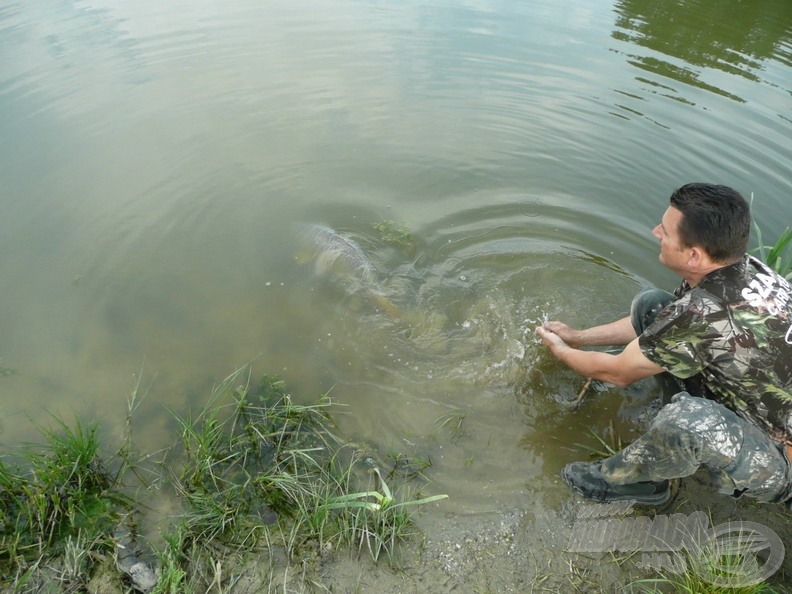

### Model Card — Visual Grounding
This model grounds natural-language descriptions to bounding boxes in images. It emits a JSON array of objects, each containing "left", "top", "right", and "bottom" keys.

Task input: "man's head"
[
  {"left": 652, "top": 183, "right": 750, "bottom": 282},
  {"left": 667, "top": 183, "right": 750, "bottom": 262}
]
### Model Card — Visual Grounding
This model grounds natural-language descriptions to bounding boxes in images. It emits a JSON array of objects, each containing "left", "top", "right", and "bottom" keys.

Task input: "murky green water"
[{"left": 1, "top": 0, "right": 790, "bottom": 515}]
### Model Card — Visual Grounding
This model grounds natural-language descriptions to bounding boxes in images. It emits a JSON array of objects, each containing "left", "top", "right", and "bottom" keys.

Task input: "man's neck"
[{"left": 684, "top": 256, "right": 742, "bottom": 287}]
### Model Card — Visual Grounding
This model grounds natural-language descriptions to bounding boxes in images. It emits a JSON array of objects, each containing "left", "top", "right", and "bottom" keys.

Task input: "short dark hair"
[{"left": 669, "top": 183, "right": 750, "bottom": 263}]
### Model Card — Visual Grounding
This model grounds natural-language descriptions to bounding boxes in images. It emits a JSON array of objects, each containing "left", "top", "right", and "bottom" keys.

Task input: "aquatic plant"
[
  {"left": 757, "top": 228, "right": 792, "bottom": 280},
  {"left": 574, "top": 420, "right": 631, "bottom": 460},
  {"left": 385, "top": 451, "right": 432, "bottom": 481},
  {"left": 373, "top": 220, "right": 416, "bottom": 252},
  {"left": 434, "top": 411, "right": 467, "bottom": 443},
  {"left": 750, "top": 195, "right": 792, "bottom": 280}
]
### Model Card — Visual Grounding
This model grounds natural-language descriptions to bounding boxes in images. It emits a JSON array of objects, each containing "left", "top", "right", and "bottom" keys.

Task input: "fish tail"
[{"left": 370, "top": 292, "right": 403, "bottom": 319}]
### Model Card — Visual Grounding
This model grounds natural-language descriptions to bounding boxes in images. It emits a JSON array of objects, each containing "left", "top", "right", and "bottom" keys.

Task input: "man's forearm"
[
  {"left": 549, "top": 343, "right": 626, "bottom": 386},
  {"left": 574, "top": 316, "right": 637, "bottom": 347},
  {"left": 546, "top": 338, "right": 662, "bottom": 388}
]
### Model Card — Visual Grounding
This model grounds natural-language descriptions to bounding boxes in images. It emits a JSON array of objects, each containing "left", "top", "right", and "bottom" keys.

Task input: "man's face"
[{"left": 652, "top": 206, "right": 691, "bottom": 274}]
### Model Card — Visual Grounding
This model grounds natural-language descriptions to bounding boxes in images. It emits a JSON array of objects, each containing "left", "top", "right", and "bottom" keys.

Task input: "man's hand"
[
  {"left": 534, "top": 316, "right": 636, "bottom": 348},
  {"left": 535, "top": 324, "right": 569, "bottom": 352},
  {"left": 537, "top": 321, "right": 582, "bottom": 347},
  {"left": 535, "top": 321, "right": 664, "bottom": 387}
]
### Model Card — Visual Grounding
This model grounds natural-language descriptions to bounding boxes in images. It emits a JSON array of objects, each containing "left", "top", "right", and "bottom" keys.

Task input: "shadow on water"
[{"left": 612, "top": 0, "right": 792, "bottom": 104}]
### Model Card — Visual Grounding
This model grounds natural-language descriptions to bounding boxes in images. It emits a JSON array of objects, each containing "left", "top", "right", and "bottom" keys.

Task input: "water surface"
[{"left": 1, "top": 0, "right": 790, "bottom": 514}]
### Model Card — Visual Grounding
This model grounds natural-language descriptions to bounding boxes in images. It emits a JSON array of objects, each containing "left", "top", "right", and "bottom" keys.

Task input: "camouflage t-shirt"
[{"left": 639, "top": 255, "right": 792, "bottom": 441}]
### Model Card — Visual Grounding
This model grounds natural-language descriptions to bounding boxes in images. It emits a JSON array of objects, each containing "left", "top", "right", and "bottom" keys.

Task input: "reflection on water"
[{"left": 613, "top": 0, "right": 792, "bottom": 103}]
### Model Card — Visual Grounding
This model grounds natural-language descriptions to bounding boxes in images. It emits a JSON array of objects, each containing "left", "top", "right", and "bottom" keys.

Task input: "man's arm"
[
  {"left": 535, "top": 326, "right": 663, "bottom": 387},
  {"left": 541, "top": 317, "right": 637, "bottom": 348}
]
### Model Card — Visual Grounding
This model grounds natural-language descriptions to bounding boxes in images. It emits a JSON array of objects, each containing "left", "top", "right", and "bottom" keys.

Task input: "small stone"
[{"left": 129, "top": 562, "right": 158, "bottom": 593}]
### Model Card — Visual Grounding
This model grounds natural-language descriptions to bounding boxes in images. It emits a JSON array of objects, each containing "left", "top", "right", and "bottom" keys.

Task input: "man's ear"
[{"left": 687, "top": 246, "right": 707, "bottom": 269}]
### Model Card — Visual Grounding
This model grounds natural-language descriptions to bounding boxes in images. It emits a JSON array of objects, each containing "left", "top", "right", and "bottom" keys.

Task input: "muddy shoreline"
[{"left": 205, "top": 477, "right": 792, "bottom": 593}]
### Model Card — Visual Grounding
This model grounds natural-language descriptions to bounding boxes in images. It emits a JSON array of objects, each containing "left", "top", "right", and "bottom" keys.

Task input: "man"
[{"left": 536, "top": 183, "right": 792, "bottom": 506}]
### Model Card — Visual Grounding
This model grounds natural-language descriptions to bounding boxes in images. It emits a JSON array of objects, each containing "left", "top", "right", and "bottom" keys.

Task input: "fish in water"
[{"left": 295, "top": 223, "right": 402, "bottom": 318}]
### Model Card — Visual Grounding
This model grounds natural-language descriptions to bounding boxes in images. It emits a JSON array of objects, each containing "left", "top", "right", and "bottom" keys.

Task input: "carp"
[{"left": 295, "top": 223, "right": 402, "bottom": 318}]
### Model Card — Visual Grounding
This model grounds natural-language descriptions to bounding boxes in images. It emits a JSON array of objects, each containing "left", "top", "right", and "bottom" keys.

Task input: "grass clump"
[
  {"left": 756, "top": 228, "right": 792, "bottom": 280},
  {"left": 750, "top": 195, "right": 792, "bottom": 280},
  {"left": 625, "top": 514, "right": 787, "bottom": 594},
  {"left": 165, "top": 366, "right": 447, "bottom": 584},
  {"left": 631, "top": 573, "right": 783, "bottom": 594},
  {"left": 0, "top": 419, "right": 134, "bottom": 590},
  {"left": 169, "top": 369, "right": 338, "bottom": 552}
]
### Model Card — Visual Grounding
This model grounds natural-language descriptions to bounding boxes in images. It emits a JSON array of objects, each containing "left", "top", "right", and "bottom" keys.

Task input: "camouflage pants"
[
  {"left": 597, "top": 290, "right": 792, "bottom": 503},
  {"left": 601, "top": 392, "right": 792, "bottom": 502}
]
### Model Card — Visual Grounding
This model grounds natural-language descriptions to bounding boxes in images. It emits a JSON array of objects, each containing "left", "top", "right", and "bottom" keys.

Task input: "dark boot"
[{"left": 562, "top": 461, "right": 671, "bottom": 506}]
